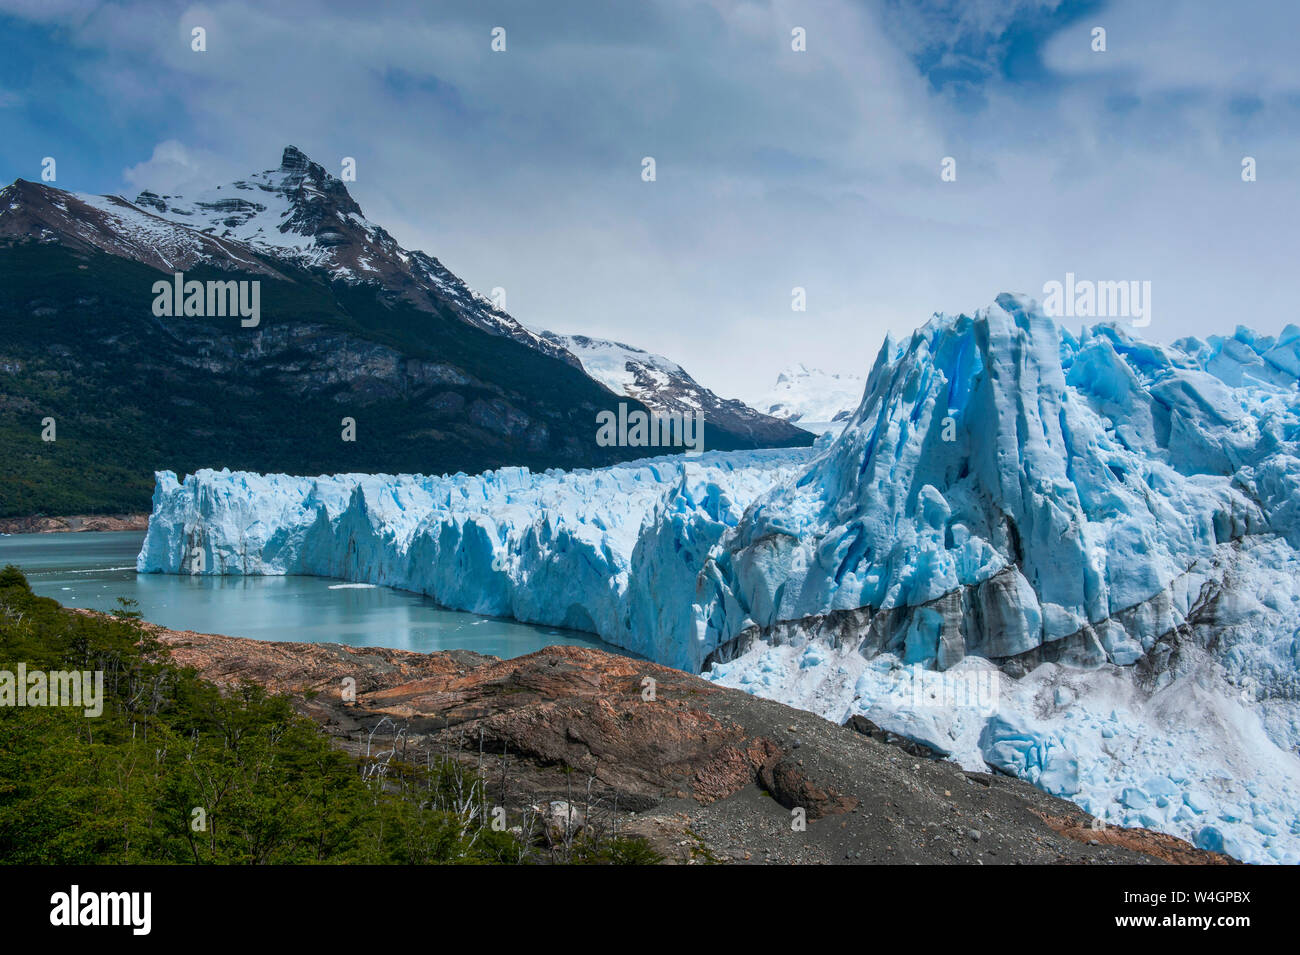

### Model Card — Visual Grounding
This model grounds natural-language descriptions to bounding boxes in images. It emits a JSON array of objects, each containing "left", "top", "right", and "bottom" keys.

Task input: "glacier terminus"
[{"left": 139, "top": 295, "right": 1300, "bottom": 864}]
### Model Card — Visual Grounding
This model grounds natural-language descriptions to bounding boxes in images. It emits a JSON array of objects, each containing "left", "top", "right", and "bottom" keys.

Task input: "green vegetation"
[
  {"left": 570, "top": 834, "right": 666, "bottom": 865},
  {"left": 0, "top": 567, "right": 659, "bottom": 864}
]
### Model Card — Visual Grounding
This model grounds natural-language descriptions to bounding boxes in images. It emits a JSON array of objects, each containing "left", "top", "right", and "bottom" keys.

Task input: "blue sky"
[{"left": 1, "top": 0, "right": 1297, "bottom": 399}]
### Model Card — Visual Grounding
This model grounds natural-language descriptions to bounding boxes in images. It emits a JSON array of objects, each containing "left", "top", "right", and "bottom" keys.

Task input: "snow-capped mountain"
[
  {"left": 0, "top": 155, "right": 666, "bottom": 514},
  {"left": 140, "top": 294, "right": 1300, "bottom": 863},
  {"left": 0, "top": 146, "right": 576, "bottom": 362},
  {"left": 133, "top": 146, "right": 805, "bottom": 446},
  {"left": 752, "top": 364, "right": 865, "bottom": 433},
  {"left": 3, "top": 145, "right": 808, "bottom": 449},
  {"left": 535, "top": 329, "right": 809, "bottom": 445},
  {"left": 0, "top": 147, "right": 811, "bottom": 514},
  {"left": 130, "top": 146, "right": 578, "bottom": 366}
]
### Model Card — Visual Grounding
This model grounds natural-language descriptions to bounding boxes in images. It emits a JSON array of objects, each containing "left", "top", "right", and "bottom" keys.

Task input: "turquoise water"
[{"left": 0, "top": 531, "right": 621, "bottom": 658}]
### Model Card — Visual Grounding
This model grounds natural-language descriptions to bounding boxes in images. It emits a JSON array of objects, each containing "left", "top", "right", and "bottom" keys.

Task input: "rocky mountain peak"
[
  {"left": 272, "top": 145, "right": 364, "bottom": 235},
  {"left": 279, "top": 144, "right": 314, "bottom": 174},
  {"left": 130, "top": 144, "right": 366, "bottom": 253}
]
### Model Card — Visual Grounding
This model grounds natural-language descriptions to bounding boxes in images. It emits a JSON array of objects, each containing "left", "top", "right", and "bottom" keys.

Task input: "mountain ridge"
[
  {"left": 0, "top": 147, "right": 809, "bottom": 515},
  {"left": 124, "top": 145, "right": 582, "bottom": 366},
  {"left": 535, "top": 328, "right": 808, "bottom": 443}
]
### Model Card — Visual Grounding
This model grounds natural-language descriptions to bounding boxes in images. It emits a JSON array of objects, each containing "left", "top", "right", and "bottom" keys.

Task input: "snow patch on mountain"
[
  {"left": 533, "top": 332, "right": 690, "bottom": 402},
  {"left": 0, "top": 180, "right": 285, "bottom": 277}
]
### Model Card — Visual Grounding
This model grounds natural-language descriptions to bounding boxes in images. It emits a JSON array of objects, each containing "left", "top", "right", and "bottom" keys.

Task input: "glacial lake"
[{"left": 0, "top": 530, "right": 625, "bottom": 658}]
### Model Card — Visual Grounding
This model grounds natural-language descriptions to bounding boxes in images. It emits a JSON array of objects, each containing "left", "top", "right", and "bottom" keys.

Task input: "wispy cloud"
[{"left": 122, "top": 139, "right": 242, "bottom": 195}]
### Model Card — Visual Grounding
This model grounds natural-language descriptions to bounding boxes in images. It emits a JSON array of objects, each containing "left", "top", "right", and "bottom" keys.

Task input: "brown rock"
[
  {"left": 94, "top": 613, "right": 1232, "bottom": 866},
  {"left": 0, "top": 513, "right": 149, "bottom": 534}
]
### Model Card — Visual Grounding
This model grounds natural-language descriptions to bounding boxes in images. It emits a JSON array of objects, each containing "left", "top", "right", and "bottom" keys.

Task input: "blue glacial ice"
[
  {"left": 139, "top": 295, "right": 1300, "bottom": 863},
  {"left": 137, "top": 449, "right": 814, "bottom": 671}
]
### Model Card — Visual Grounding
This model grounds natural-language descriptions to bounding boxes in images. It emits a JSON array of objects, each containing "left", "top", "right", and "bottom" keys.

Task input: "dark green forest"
[
  {"left": 0, "top": 243, "right": 807, "bottom": 518},
  {"left": 0, "top": 244, "right": 654, "bottom": 518}
]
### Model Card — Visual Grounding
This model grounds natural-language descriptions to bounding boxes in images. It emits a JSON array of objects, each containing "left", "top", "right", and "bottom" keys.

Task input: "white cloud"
[
  {"left": 121, "top": 140, "right": 241, "bottom": 196},
  {"left": 3, "top": 0, "right": 1297, "bottom": 399}
]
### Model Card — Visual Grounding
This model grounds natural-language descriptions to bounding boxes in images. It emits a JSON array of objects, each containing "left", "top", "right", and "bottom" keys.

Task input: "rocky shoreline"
[
  {"left": 0, "top": 513, "right": 149, "bottom": 534},
  {"left": 119, "top": 614, "right": 1230, "bottom": 866}
]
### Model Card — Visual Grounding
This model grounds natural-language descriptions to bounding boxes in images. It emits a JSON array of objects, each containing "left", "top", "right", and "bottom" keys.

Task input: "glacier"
[
  {"left": 137, "top": 448, "right": 815, "bottom": 671},
  {"left": 139, "top": 294, "right": 1300, "bottom": 863}
]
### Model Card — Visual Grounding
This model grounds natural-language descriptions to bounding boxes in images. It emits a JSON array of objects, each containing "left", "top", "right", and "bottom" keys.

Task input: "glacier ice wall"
[
  {"left": 137, "top": 449, "right": 813, "bottom": 671},
  {"left": 699, "top": 294, "right": 1300, "bottom": 672}
]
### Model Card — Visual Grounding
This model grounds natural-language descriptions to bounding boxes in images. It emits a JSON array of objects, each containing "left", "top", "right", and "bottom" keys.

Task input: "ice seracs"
[
  {"left": 140, "top": 294, "right": 1300, "bottom": 863},
  {"left": 138, "top": 449, "right": 813, "bottom": 669},
  {"left": 700, "top": 294, "right": 1300, "bottom": 864},
  {"left": 699, "top": 294, "right": 1298, "bottom": 672}
]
